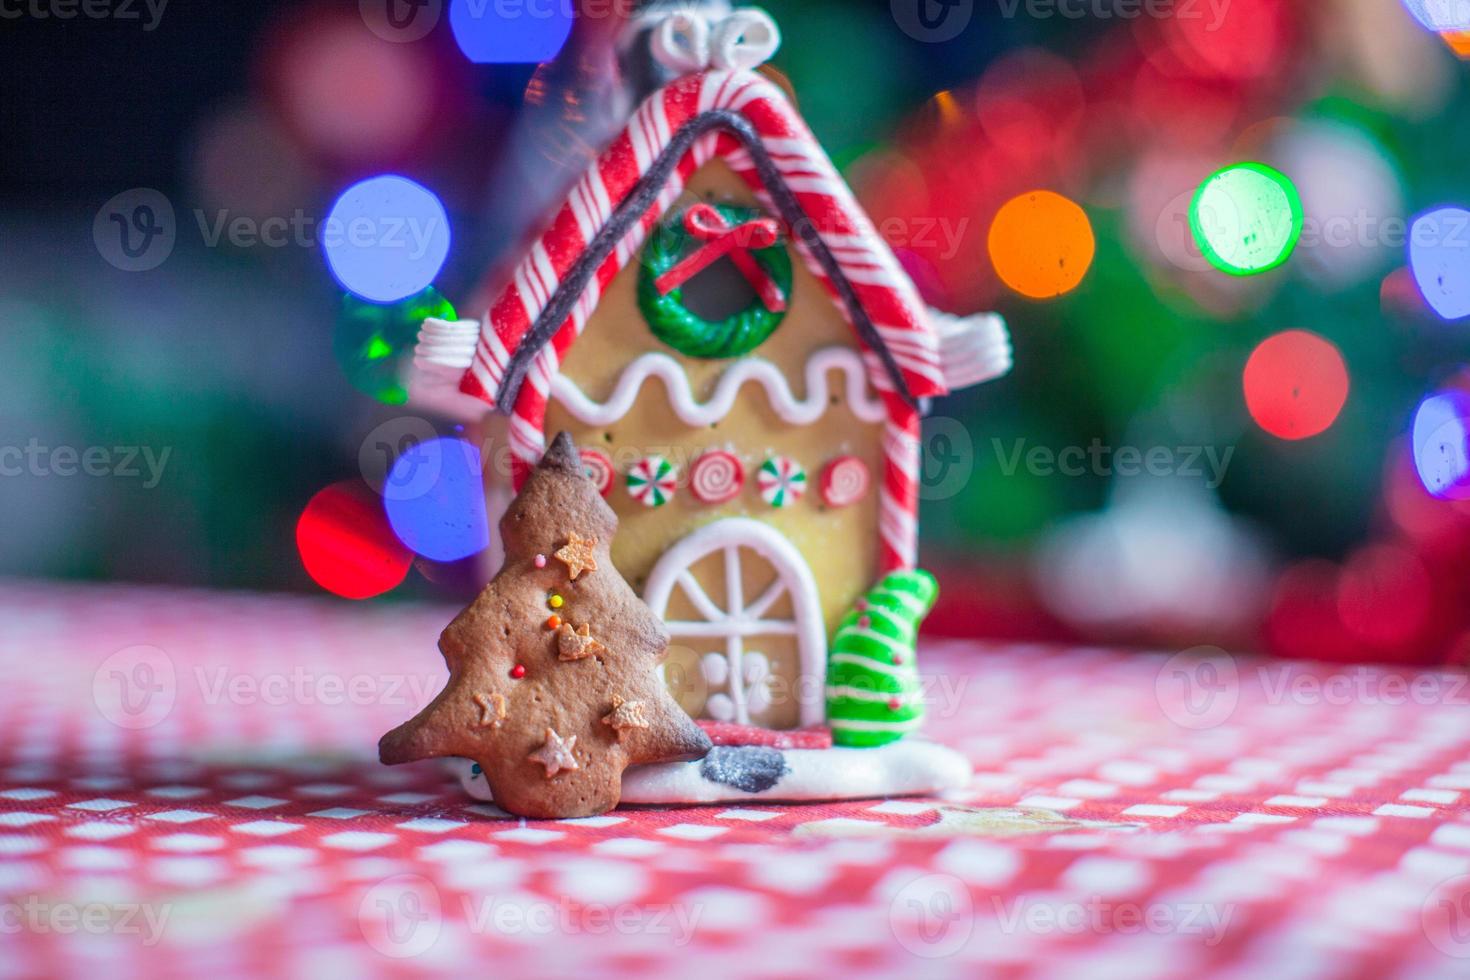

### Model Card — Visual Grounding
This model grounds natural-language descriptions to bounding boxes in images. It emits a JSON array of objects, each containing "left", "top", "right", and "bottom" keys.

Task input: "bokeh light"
[
  {"left": 336, "top": 288, "right": 456, "bottom": 405},
  {"left": 1271, "top": 120, "right": 1403, "bottom": 288},
  {"left": 1412, "top": 389, "right": 1470, "bottom": 498},
  {"left": 450, "top": 0, "right": 572, "bottom": 64},
  {"left": 1156, "top": 0, "right": 1287, "bottom": 82},
  {"left": 384, "top": 437, "right": 489, "bottom": 562},
  {"left": 1400, "top": 0, "right": 1470, "bottom": 32},
  {"left": 1409, "top": 207, "right": 1470, "bottom": 320},
  {"left": 1189, "top": 162, "right": 1302, "bottom": 276},
  {"left": 1337, "top": 543, "right": 1432, "bottom": 650},
  {"left": 975, "top": 48, "right": 1084, "bottom": 163},
  {"left": 1243, "top": 330, "right": 1350, "bottom": 440},
  {"left": 297, "top": 481, "right": 412, "bottom": 599},
  {"left": 266, "top": 11, "right": 436, "bottom": 162},
  {"left": 988, "top": 191, "right": 1095, "bottom": 299},
  {"left": 323, "top": 175, "right": 451, "bottom": 304}
]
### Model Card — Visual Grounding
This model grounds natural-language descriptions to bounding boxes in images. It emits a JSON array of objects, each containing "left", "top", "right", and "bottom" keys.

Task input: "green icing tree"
[{"left": 825, "top": 569, "right": 938, "bottom": 747}]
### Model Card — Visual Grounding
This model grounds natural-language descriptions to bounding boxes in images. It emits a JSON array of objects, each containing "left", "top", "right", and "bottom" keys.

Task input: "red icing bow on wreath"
[{"left": 654, "top": 203, "right": 788, "bottom": 313}]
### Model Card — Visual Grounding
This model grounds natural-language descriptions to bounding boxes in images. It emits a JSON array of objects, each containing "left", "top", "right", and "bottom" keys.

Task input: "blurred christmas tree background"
[{"left": 5, "top": 0, "right": 1470, "bottom": 664}]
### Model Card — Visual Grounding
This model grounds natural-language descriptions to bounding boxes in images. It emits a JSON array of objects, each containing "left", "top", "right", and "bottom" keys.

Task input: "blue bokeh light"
[
  {"left": 1400, "top": 0, "right": 1470, "bottom": 31},
  {"left": 1409, "top": 207, "right": 1470, "bottom": 321},
  {"left": 1412, "top": 390, "right": 1470, "bottom": 500},
  {"left": 449, "top": 0, "right": 573, "bottom": 64},
  {"left": 385, "top": 437, "right": 489, "bottom": 562},
  {"left": 323, "top": 175, "right": 451, "bottom": 304}
]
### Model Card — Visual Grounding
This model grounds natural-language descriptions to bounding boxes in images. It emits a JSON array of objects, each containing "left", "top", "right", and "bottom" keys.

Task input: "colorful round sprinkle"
[
  {"left": 510, "top": 664, "right": 526, "bottom": 679},
  {"left": 534, "top": 554, "right": 547, "bottom": 568},
  {"left": 579, "top": 447, "right": 615, "bottom": 498},
  {"left": 819, "top": 455, "right": 871, "bottom": 508},
  {"left": 757, "top": 455, "right": 807, "bottom": 508},
  {"left": 626, "top": 455, "right": 678, "bottom": 508},
  {"left": 548, "top": 594, "right": 564, "bottom": 609},
  {"left": 689, "top": 449, "right": 745, "bottom": 504},
  {"left": 546, "top": 615, "right": 562, "bottom": 630}
]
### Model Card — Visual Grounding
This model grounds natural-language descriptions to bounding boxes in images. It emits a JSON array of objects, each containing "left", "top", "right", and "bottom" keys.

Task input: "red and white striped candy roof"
[{"left": 456, "top": 69, "right": 950, "bottom": 452}]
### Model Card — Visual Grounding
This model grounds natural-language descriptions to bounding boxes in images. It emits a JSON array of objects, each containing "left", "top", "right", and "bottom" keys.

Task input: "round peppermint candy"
[
  {"left": 626, "top": 455, "right": 677, "bottom": 507},
  {"left": 579, "top": 447, "right": 614, "bottom": 498},
  {"left": 757, "top": 455, "right": 807, "bottom": 508},
  {"left": 689, "top": 450, "right": 744, "bottom": 504},
  {"left": 819, "top": 455, "right": 870, "bottom": 508}
]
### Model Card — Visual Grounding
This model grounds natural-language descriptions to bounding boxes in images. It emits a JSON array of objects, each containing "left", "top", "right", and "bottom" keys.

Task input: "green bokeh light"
[
  {"left": 334, "top": 287, "right": 457, "bottom": 406},
  {"left": 1188, "top": 162, "right": 1303, "bottom": 276}
]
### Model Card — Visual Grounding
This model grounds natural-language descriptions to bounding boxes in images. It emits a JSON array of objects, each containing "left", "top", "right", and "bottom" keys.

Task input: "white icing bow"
[{"left": 647, "top": 6, "right": 781, "bottom": 74}]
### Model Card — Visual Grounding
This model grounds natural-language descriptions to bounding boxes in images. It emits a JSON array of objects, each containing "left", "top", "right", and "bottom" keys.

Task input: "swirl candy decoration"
[
  {"left": 578, "top": 447, "right": 614, "bottom": 498},
  {"left": 637, "top": 203, "right": 793, "bottom": 360},
  {"left": 756, "top": 455, "right": 807, "bottom": 508},
  {"left": 626, "top": 455, "right": 678, "bottom": 508},
  {"left": 689, "top": 450, "right": 745, "bottom": 504},
  {"left": 818, "top": 455, "right": 870, "bottom": 508}
]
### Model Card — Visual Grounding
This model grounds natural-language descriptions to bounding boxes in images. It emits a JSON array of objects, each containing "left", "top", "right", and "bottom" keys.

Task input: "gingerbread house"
[{"left": 412, "top": 7, "right": 1011, "bottom": 734}]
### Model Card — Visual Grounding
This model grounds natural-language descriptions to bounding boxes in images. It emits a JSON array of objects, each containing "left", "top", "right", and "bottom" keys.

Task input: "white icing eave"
[
  {"left": 929, "top": 308, "right": 1013, "bottom": 391},
  {"left": 549, "top": 347, "right": 888, "bottom": 429},
  {"left": 405, "top": 317, "right": 490, "bottom": 421}
]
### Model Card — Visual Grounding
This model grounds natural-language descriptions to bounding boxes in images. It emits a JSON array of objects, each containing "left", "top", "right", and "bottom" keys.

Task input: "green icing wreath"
[{"left": 636, "top": 203, "right": 792, "bottom": 359}]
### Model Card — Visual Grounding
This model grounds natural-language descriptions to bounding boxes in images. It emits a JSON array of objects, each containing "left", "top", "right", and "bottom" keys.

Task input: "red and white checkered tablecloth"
[{"left": 5, "top": 580, "right": 1470, "bottom": 978}]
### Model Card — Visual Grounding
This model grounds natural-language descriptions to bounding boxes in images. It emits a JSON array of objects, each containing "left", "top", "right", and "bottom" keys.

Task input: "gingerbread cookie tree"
[{"left": 379, "top": 432, "right": 711, "bottom": 819}]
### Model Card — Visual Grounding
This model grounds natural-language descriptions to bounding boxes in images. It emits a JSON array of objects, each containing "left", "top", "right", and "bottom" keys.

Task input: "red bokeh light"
[
  {"left": 1243, "top": 330, "right": 1350, "bottom": 440},
  {"left": 264, "top": 10, "right": 436, "bottom": 162},
  {"left": 296, "top": 481, "right": 412, "bottom": 599},
  {"left": 1336, "top": 544, "right": 1432, "bottom": 652},
  {"left": 1155, "top": 0, "right": 1289, "bottom": 82}
]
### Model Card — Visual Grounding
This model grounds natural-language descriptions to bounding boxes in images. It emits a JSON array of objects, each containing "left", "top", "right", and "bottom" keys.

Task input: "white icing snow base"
[{"left": 445, "top": 740, "right": 972, "bottom": 806}]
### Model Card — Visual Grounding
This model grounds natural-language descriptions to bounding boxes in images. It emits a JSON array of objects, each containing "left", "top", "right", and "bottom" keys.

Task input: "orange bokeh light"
[
  {"left": 1242, "top": 330, "right": 1349, "bottom": 441},
  {"left": 987, "top": 191, "right": 1095, "bottom": 299}
]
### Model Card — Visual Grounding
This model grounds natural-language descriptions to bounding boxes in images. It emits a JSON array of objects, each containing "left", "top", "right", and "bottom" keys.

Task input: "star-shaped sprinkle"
[
  {"left": 528, "top": 728, "right": 580, "bottom": 778},
  {"left": 473, "top": 692, "right": 506, "bottom": 728},
  {"left": 558, "top": 622, "right": 607, "bottom": 661},
  {"left": 601, "top": 695, "right": 650, "bottom": 733},
  {"left": 554, "top": 532, "right": 598, "bottom": 580}
]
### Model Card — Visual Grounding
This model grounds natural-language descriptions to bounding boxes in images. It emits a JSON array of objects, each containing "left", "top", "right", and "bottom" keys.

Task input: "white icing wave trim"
[{"left": 550, "top": 347, "right": 887, "bottom": 428}]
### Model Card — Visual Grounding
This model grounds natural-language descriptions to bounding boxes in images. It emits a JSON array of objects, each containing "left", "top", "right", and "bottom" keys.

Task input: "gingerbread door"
[{"left": 644, "top": 518, "right": 826, "bottom": 730}]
